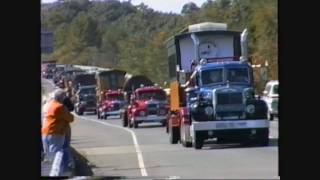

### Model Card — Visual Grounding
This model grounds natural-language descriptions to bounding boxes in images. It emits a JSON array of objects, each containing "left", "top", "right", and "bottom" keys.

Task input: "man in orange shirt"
[{"left": 42, "top": 89, "right": 74, "bottom": 155}]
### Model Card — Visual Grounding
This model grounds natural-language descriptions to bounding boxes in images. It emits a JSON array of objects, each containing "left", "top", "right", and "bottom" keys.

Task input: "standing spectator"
[
  {"left": 62, "top": 91, "right": 75, "bottom": 168},
  {"left": 42, "top": 89, "right": 74, "bottom": 156}
]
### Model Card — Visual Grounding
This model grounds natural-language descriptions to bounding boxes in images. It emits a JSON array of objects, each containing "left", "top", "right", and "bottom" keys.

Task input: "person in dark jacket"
[{"left": 62, "top": 91, "right": 75, "bottom": 168}]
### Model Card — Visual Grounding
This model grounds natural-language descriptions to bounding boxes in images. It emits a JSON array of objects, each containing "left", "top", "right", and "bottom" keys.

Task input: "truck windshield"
[
  {"left": 107, "top": 94, "right": 124, "bottom": 101},
  {"left": 226, "top": 68, "right": 249, "bottom": 83},
  {"left": 138, "top": 91, "right": 166, "bottom": 101},
  {"left": 272, "top": 84, "right": 278, "bottom": 95},
  {"left": 201, "top": 69, "right": 223, "bottom": 85}
]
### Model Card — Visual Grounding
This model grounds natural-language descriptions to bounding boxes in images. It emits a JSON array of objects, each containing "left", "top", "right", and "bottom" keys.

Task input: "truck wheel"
[
  {"left": 134, "top": 121, "right": 138, "bottom": 128},
  {"left": 97, "top": 110, "right": 101, "bottom": 119},
  {"left": 193, "top": 131, "right": 204, "bottom": 149},
  {"left": 166, "top": 123, "right": 169, "bottom": 133},
  {"left": 93, "top": 110, "right": 97, "bottom": 115},
  {"left": 74, "top": 107, "right": 79, "bottom": 115},
  {"left": 180, "top": 128, "right": 192, "bottom": 147},
  {"left": 78, "top": 111, "right": 83, "bottom": 116},
  {"left": 104, "top": 115, "right": 108, "bottom": 120},
  {"left": 122, "top": 113, "right": 128, "bottom": 127},
  {"left": 256, "top": 128, "right": 269, "bottom": 146},
  {"left": 169, "top": 127, "right": 180, "bottom": 144},
  {"left": 161, "top": 121, "right": 166, "bottom": 127},
  {"left": 182, "top": 139, "right": 192, "bottom": 147},
  {"left": 129, "top": 119, "right": 133, "bottom": 128},
  {"left": 268, "top": 113, "right": 274, "bottom": 121}
]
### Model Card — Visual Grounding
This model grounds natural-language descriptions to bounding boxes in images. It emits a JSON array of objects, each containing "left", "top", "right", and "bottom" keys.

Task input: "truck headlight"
[
  {"left": 246, "top": 104, "right": 255, "bottom": 114},
  {"left": 244, "top": 88, "right": 254, "bottom": 99},
  {"left": 80, "top": 101, "right": 87, "bottom": 105},
  {"left": 159, "top": 109, "right": 166, "bottom": 115},
  {"left": 201, "top": 92, "right": 212, "bottom": 101},
  {"left": 139, "top": 111, "right": 146, "bottom": 116},
  {"left": 204, "top": 106, "right": 213, "bottom": 116}
]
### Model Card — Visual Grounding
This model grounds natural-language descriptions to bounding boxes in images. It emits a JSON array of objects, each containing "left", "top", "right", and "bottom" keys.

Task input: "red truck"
[
  {"left": 123, "top": 86, "right": 169, "bottom": 128},
  {"left": 95, "top": 69, "right": 127, "bottom": 120},
  {"left": 97, "top": 90, "right": 126, "bottom": 119}
]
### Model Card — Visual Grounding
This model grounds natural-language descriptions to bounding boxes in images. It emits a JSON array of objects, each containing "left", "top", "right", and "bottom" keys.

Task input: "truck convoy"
[{"left": 166, "top": 22, "right": 269, "bottom": 149}]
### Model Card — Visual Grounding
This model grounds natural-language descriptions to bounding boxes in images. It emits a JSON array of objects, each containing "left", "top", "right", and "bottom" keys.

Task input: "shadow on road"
[{"left": 70, "top": 147, "right": 94, "bottom": 176}]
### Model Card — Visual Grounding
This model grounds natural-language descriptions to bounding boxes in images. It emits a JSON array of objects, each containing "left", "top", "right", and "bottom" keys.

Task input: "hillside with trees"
[{"left": 41, "top": 0, "right": 277, "bottom": 91}]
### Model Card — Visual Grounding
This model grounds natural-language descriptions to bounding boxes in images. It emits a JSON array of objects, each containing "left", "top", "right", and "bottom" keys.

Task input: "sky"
[{"left": 41, "top": 0, "right": 208, "bottom": 14}]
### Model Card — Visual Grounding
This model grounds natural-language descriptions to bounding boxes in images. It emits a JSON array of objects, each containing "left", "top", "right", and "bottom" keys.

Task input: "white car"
[{"left": 262, "top": 80, "right": 278, "bottom": 120}]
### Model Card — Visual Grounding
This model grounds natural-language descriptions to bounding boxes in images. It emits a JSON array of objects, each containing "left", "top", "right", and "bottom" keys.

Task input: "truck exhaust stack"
[{"left": 240, "top": 29, "right": 248, "bottom": 62}]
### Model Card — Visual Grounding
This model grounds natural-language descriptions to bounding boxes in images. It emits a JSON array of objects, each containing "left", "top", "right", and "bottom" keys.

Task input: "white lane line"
[{"left": 74, "top": 114, "right": 148, "bottom": 177}]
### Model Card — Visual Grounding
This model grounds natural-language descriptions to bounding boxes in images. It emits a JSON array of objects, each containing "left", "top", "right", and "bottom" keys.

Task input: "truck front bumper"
[
  {"left": 80, "top": 106, "right": 96, "bottom": 112},
  {"left": 191, "top": 119, "right": 269, "bottom": 131},
  {"left": 190, "top": 119, "right": 269, "bottom": 140},
  {"left": 101, "top": 110, "right": 121, "bottom": 116},
  {"left": 134, "top": 115, "right": 167, "bottom": 123}
]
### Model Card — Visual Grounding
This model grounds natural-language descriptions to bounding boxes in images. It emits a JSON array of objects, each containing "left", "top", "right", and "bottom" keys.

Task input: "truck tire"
[
  {"left": 255, "top": 128, "right": 269, "bottom": 146},
  {"left": 169, "top": 127, "right": 180, "bottom": 144},
  {"left": 134, "top": 121, "right": 138, "bottom": 128},
  {"left": 97, "top": 110, "right": 101, "bottom": 119},
  {"left": 122, "top": 113, "right": 128, "bottom": 127},
  {"left": 129, "top": 119, "right": 133, "bottom": 128},
  {"left": 193, "top": 131, "right": 204, "bottom": 149},
  {"left": 181, "top": 129, "right": 192, "bottom": 147},
  {"left": 182, "top": 140, "right": 192, "bottom": 147},
  {"left": 161, "top": 121, "right": 166, "bottom": 127},
  {"left": 104, "top": 115, "right": 108, "bottom": 120},
  {"left": 268, "top": 113, "right": 274, "bottom": 121},
  {"left": 78, "top": 111, "right": 83, "bottom": 116},
  {"left": 166, "top": 123, "right": 169, "bottom": 133}
]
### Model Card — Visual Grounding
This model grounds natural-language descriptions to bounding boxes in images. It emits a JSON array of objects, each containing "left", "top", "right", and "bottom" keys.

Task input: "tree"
[
  {"left": 67, "top": 13, "right": 99, "bottom": 51},
  {"left": 181, "top": 2, "right": 200, "bottom": 15}
]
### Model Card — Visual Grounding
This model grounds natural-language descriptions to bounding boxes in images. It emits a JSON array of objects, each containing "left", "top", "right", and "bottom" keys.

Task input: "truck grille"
[
  {"left": 147, "top": 104, "right": 157, "bottom": 109},
  {"left": 216, "top": 111, "right": 244, "bottom": 119},
  {"left": 148, "top": 110, "right": 157, "bottom": 115},
  {"left": 86, "top": 101, "right": 96, "bottom": 107},
  {"left": 217, "top": 92, "right": 242, "bottom": 105},
  {"left": 111, "top": 103, "right": 120, "bottom": 111}
]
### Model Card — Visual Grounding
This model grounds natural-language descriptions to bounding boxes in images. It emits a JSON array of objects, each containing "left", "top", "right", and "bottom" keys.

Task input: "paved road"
[{"left": 42, "top": 78, "right": 279, "bottom": 179}]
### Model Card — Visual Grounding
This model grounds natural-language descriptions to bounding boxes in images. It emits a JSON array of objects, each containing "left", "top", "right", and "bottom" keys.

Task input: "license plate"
[{"left": 149, "top": 115, "right": 157, "bottom": 118}]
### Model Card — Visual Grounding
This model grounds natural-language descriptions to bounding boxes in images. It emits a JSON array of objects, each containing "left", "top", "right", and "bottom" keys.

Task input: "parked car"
[{"left": 262, "top": 80, "right": 279, "bottom": 120}]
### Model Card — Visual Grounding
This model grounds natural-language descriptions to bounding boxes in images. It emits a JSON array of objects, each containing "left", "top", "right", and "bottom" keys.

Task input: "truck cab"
[
  {"left": 126, "top": 86, "right": 169, "bottom": 128},
  {"left": 97, "top": 90, "right": 126, "bottom": 119},
  {"left": 166, "top": 22, "right": 269, "bottom": 149},
  {"left": 74, "top": 85, "right": 97, "bottom": 115}
]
